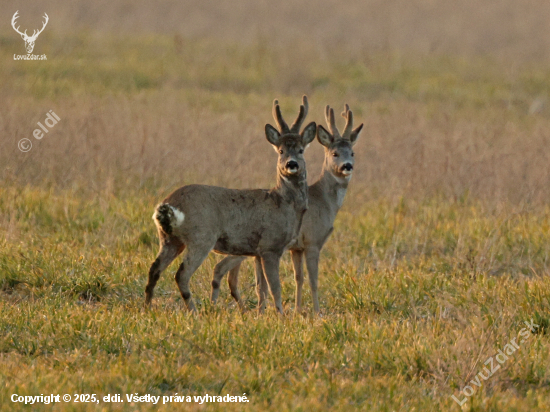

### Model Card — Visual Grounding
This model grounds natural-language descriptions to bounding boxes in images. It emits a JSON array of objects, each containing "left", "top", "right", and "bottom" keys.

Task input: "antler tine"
[
  {"left": 341, "top": 104, "right": 353, "bottom": 139},
  {"left": 40, "top": 13, "right": 49, "bottom": 32},
  {"left": 289, "top": 95, "right": 309, "bottom": 133},
  {"left": 324, "top": 105, "right": 341, "bottom": 138},
  {"left": 341, "top": 104, "right": 350, "bottom": 118},
  {"left": 272, "top": 99, "right": 290, "bottom": 134},
  {"left": 11, "top": 11, "right": 26, "bottom": 36},
  {"left": 30, "top": 13, "right": 49, "bottom": 40}
]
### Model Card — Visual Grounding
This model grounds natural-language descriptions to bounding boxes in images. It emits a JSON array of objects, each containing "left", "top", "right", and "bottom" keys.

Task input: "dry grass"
[
  {"left": 1, "top": 1, "right": 550, "bottom": 411},
  {"left": 2, "top": 34, "right": 550, "bottom": 203}
]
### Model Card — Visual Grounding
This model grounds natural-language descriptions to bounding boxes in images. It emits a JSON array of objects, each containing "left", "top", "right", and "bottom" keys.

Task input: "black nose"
[
  {"left": 341, "top": 163, "right": 353, "bottom": 171},
  {"left": 286, "top": 160, "right": 299, "bottom": 170}
]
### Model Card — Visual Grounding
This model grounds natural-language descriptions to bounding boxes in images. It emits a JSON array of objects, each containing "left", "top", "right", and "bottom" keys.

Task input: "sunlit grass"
[{"left": 1, "top": 186, "right": 549, "bottom": 411}]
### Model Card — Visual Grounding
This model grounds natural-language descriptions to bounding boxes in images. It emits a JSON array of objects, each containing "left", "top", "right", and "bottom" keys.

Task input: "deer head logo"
[{"left": 11, "top": 11, "right": 49, "bottom": 54}]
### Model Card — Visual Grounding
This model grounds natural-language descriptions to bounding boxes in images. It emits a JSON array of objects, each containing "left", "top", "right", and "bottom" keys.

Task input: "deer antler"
[
  {"left": 11, "top": 11, "right": 49, "bottom": 40},
  {"left": 289, "top": 95, "right": 309, "bottom": 134},
  {"left": 272, "top": 96, "right": 310, "bottom": 135},
  {"left": 340, "top": 104, "right": 354, "bottom": 139},
  {"left": 324, "top": 103, "right": 357, "bottom": 140},
  {"left": 324, "top": 105, "right": 341, "bottom": 139},
  {"left": 29, "top": 13, "right": 49, "bottom": 40},
  {"left": 11, "top": 11, "right": 27, "bottom": 37},
  {"left": 272, "top": 99, "right": 290, "bottom": 135}
]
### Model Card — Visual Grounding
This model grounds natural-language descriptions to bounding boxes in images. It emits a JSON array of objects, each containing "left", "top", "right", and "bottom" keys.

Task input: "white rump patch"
[
  {"left": 152, "top": 203, "right": 185, "bottom": 228},
  {"left": 171, "top": 207, "right": 185, "bottom": 226}
]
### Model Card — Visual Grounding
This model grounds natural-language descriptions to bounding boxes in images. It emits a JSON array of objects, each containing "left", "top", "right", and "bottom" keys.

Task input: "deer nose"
[
  {"left": 286, "top": 160, "right": 299, "bottom": 172},
  {"left": 341, "top": 163, "right": 353, "bottom": 172}
]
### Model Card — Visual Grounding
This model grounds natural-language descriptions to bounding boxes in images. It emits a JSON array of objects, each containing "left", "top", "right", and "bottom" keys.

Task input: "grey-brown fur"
[
  {"left": 145, "top": 96, "right": 316, "bottom": 313},
  {"left": 211, "top": 104, "right": 363, "bottom": 313}
]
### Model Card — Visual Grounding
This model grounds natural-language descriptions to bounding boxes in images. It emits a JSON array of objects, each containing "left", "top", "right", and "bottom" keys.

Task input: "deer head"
[
  {"left": 317, "top": 104, "right": 363, "bottom": 179},
  {"left": 12, "top": 11, "right": 49, "bottom": 54},
  {"left": 265, "top": 96, "right": 316, "bottom": 180}
]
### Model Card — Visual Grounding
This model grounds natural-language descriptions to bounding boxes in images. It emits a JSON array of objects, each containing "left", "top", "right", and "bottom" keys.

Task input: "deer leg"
[
  {"left": 227, "top": 260, "right": 246, "bottom": 311},
  {"left": 304, "top": 248, "right": 321, "bottom": 314},
  {"left": 174, "top": 243, "right": 213, "bottom": 312},
  {"left": 291, "top": 250, "right": 304, "bottom": 313},
  {"left": 145, "top": 239, "right": 185, "bottom": 306},
  {"left": 260, "top": 252, "right": 284, "bottom": 314},
  {"left": 211, "top": 256, "right": 245, "bottom": 303},
  {"left": 254, "top": 256, "right": 269, "bottom": 312}
]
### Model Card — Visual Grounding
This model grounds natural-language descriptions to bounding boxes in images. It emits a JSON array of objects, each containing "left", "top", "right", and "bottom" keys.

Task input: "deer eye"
[
  {"left": 299, "top": 149, "right": 304, "bottom": 154},
  {"left": 278, "top": 149, "right": 283, "bottom": 154},
  {"left": 332, "top": 152, "right": 339, "bottom": 157},
  {"left": 351, "top": 152, "right": 355, "bottom": 157}
]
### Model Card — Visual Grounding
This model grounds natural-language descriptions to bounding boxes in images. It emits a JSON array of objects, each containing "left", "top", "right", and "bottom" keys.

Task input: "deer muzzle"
[
  {"left": 340, "top": 163, "right": 353, "bottom": 175},
  {"left": 285, "top": 160, "right": 299, "bottom": 174}
]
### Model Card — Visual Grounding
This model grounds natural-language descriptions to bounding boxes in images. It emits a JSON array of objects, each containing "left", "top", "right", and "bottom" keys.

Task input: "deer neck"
[
  {"left": 274, "top": 171, "right": 309, "bottom": 213},
  {"left": 316, "top": 160, "right": 351, "bottom": 210}
]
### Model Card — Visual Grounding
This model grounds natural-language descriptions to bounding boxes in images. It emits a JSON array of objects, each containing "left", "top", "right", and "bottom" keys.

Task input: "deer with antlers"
[
  {"left": 145, "top": 96, "right": 316, "bottom": 314},
  {"left": 211, "top": 104, "right": 363, "bottom": 314},
  {"left": 11, "top": 11, "right": 49, "bottom": 54}
]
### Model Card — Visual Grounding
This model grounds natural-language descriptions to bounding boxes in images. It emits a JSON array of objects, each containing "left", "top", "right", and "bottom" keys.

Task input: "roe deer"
[
  {"left": 145, "top": 96, "right": 316, "bottom": 313},
  {"left": 211, "top": 104, "right": 362, "bottom": 313}
]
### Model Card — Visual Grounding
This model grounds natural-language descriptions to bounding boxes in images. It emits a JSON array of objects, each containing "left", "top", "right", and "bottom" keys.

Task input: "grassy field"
[
  {"left": 1, "top": 188, "right": 550, "bottom": 411},
  {"left": 2, "top": 1, "right": 550, "bottom": 410}
]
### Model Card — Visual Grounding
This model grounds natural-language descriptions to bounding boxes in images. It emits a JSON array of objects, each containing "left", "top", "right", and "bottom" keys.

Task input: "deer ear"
[
  {"left": 316, "top": 125, "right": 333, "bottom": 147},
  {"left": 301, "top": 122, "right": 316, "bottom": 146},
  {"left": 349, "top": 124, "right": 363, "bottom": 146},
  {"left": 265, "top": 124, "right": 281, "bottom": 148}
]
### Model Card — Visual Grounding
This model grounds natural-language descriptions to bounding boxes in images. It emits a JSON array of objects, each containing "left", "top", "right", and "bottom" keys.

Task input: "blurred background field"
[
  {"left": 1, "top": 1, "right": 550, "bottom": 411},
  {"left": 2, "top": 0, "right": 550, "bottom": 203}
]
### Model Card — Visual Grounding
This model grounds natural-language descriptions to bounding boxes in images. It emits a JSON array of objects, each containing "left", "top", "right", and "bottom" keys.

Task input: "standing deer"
[
  {"left": 145, "top": 96, "right": 316, "bottom": 313},
  {"left": 11, "top": 11, "right": 49, "bottom": 54},
  {"left": 211, "top": 104, "right": 363, "bottom": 313}
]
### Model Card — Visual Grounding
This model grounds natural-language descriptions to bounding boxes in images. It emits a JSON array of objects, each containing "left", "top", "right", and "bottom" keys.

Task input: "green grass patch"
[{"left": 1, "top": 186, "right": 549, "bottom": 410}]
